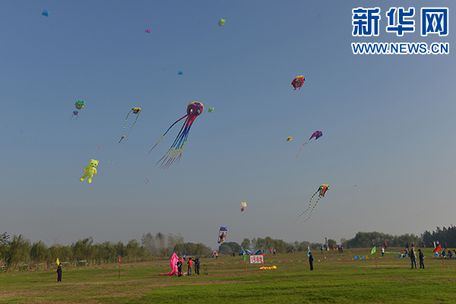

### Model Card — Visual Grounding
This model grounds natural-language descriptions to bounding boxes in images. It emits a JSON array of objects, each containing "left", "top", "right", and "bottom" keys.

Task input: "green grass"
[{"left": 1, "top": 249, "right": 456, "bottom": 304}]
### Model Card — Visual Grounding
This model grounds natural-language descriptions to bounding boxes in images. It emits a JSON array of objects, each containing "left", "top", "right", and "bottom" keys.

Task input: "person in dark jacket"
[
  {"left": 56, "top": 264, "right": 62, "bottom": 282},
  {"left": 309, "top": 252, "right": 314, "bottom": 271},
  {"left": 177, "top": 259, "right": 183, "bottom": 277},
  {"left": 194, "top": 258, "right": 200, "bottom": 275},
  {"left": 418, "top": 249, "right": 424, "bottom": 269}
]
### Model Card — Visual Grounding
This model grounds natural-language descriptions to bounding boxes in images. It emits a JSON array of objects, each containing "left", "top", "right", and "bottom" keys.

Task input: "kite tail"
[
  {"left": 120, "top": 112, "right": 141, "bottom": 143},
  {"left": 148, "top": 114, "right": 188, "bottom": 154},
  {"left": 157, "top": 116, "right": 196, "bottom": 168},
  {"left": 124, "top": 109, "right": 133, "bottom": 121},
  {"left": 296, "top": 141, "right": 308, "bottom": 159},
  {"left": 298, "top": 190, "right": 319, "bottom": 218},
  {"left": 302, "top": 196, "right": 322, "bottom": 222}
]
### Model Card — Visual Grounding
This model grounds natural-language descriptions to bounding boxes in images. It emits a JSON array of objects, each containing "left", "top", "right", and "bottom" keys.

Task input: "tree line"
[
  {"left": 0, "top": 232, "right": 211, "bottom": 271},
  {"left": 1, "top": 227, "right": 454, "bottom": 270}
]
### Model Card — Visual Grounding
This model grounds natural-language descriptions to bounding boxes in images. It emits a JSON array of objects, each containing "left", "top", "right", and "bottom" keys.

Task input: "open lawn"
[{"left": 1, "top": 249, "right": 456, "bottom": 304}]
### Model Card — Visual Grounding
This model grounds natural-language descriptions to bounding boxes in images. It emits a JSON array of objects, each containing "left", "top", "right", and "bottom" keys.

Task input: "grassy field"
[{"left": 1, "top": 249, "right": 456, "bottom": 304}]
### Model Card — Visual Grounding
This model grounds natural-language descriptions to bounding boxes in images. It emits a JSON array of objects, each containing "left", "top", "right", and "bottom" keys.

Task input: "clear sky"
[{"left": 0, "top": 0, "right": 455, "bottom": 248}]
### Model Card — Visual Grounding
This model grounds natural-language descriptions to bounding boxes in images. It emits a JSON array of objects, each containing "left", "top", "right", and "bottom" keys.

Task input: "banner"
[{"left": 249, "top": 255, "right": 264, "bottom": 264}]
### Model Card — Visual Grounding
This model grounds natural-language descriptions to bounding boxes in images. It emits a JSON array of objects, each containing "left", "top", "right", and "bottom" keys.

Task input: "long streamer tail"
[
  {"left": 302, "top": 196, "right": 322, "bottom": 222},
  {"left": 157, "top": 117, "right": 195, "bottom": 168},
  {"left": 148, "top": 114, "right": 188, "bottom": 154},
  {"left": 296, "top": 141, "right": 308, "bottom": 159},
  {"left": 298, "top": 190, "right": 319, "bottom": 218}
]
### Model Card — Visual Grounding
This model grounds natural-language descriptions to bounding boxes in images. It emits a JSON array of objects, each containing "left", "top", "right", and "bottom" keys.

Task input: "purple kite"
[
  {"left": 149, "top": 101, "right": 204, "bottom": 167},
  {"left": 296, "top": 130, "right": 323, "bottom": 158},
  {"left": 145, "top": 28, "right": 151, "bottom": 33},
  {"left": 160, "top": 252, "right": 179, "bottom": 276}
]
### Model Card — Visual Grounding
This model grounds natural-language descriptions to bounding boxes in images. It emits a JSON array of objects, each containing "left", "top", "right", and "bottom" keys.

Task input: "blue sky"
[{"left": 0, "top": 0, "right": 455, "bottom": 247}]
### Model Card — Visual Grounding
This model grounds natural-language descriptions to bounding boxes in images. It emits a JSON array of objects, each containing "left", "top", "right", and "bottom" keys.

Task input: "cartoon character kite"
[
  {"left": 119, "top": 107, "right": 142, "bottom": 143},
  {"left": 297, "top": 130, "right": 323, "bottom": 158},
  {"left": 291, "top": 75, "right": 305, "bottom": 90},
  {"left": 80, "top": 159, "right": 99, "bottom": 184},
  {"left": 298, "top": 184, "right": 329, "bottom": 221},
  {"left": 218, "top": 226, "right": 228, "bottom": 244},
  {"left": 149, "top": 101, "right": 204, "bottom": 167},
  {"left": 240, "top": 201, "right": 248, "bottom": 212}
]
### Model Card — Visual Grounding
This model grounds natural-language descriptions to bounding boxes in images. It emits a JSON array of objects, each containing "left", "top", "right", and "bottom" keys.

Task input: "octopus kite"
[
  {"left": 149, "top": 101, "right": 204, "bottom": 167},
  {"left": 298, "top": 184, "right": 329, "bottom": 221},
  {"left": 119, "top": 107, "right": 142, "bottom": 143},
  {"left": 291, "top": 75, "right": 305, "bottom": 90},
  {"left": 296, "top": 130, "right": 323, "bottom": 158}
]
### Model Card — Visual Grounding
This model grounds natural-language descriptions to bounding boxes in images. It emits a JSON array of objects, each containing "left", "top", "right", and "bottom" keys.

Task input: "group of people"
[
  {"left": 177, "top": 256, "right": 200, "bottom": 277},
  {"left": 406, "top": 247, "right": 425, "bottom": 269}
]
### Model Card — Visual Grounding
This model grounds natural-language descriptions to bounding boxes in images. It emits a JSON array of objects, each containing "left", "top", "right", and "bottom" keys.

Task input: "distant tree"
[
  {"left": 72, "top": 238, "right": 94, "bottom": 261},
  {"left": 0, "top": 232, "right": 10, "bottom": 264},
  {"left": 30, "top": 241, "right": 49, "bottom": 263},
  {"left": 327, "top": 239, "right": 337, "bottom": 249},
  {"left": 142, "top": 233, "right": 158, "bottom": 256},
  {"left": 49, "top": 245, "right": 72, "bottom": 263},
  {"left": 219, "top": 242, "right": 241, "bottom": 255},
  {"left": 174, "top": 242, "right": 211, "bottom": 256},
  {"left": 241, "top": 238, "right": 251, "bottom": 250},
  {"left": 5, "top": 235, "right": 31, "bottom": 268}
]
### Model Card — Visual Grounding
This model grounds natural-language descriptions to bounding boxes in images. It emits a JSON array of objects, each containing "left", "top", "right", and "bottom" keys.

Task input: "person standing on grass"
[
  {"left": 194, "top": 257, "right": 200, "bottom": 275},
  {"left": 410, "top": 247, "right": 417, "bottom": 269},
  {"left": 187, "top": 257, "right": 193, "bottom": 276},
  {"left": 308, "top": 252, "right": 314, "bottom": 271},
  {"left": 418, "top": 249, "right": 425, "bottom": 269},
  {"left": 56, "top": 263, "right": 62, "bottom": 282},
  {"left": 177, "top": 258, "right": 183, "bottom": 277}
]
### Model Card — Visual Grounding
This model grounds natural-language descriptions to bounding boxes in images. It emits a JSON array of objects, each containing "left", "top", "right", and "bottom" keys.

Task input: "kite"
[
  {"left": 160, "top": 252, "right": 179, "bottom": 276},
  {"left": 260, "top": 266, "right": 277, "bottom": 270},
  {"left": 287, "top": 136, "right": 293, "bottom": 142},
  {"left": 149, "top": 101, "right": 204, "bottom": 167},
  {"left": 178, "top": 71, "right": 183, "bottom": 75},
  {"left": 296, "top": 130, "right": 323, "bottom": 157},
  {"left": 145, "top": 28, "right": 151, "bottom": 33},
  {"left": 208, "top": 107, "right": 215, "bottom": 113},
  {"left": 291, "top": 75, "right": 305, "bottom": 90},
  {"left": 79, "top": 159, "right": 99, "bottom": 184},
  {"left": 41, "top": 9, "right": 49, "bottom": 17},
  {"left": 240, "top": 201, "right": 248, "bottom": 212},
  {"left": 119, "top": 107, "right": 142, "bottom": 143},
  {"left": 218, "top": 226, "right": 228, "bottom": 244},
  {"left": 298, "top": 184, "right": 329, "bottom": 221},
  {"left": 218, "top": 18, "right": 226, "bottom": 26},
  {"left": 73, "top": 100, "right": 85, "bottom": 117}
]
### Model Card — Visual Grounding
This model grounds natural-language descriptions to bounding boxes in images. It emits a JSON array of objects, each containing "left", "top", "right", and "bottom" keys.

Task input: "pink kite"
[
  {"left": 145, "top": 28, "right": 151, "bottom": 33},
  {"left": 160, "top": 252, "right": 178, "bottom": 276}
]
